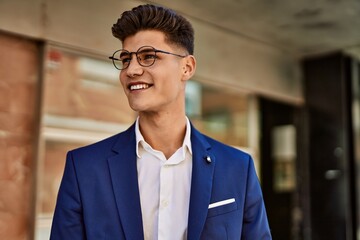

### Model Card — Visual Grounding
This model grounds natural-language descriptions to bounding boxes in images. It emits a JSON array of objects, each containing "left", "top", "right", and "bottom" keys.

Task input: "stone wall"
[{"left": 0, "top": 33, "right": 41, "bottom": 240}]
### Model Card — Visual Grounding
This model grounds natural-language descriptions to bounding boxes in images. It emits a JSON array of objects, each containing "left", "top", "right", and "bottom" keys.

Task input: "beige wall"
[{"left": 0, "top": 0, "right": 303, "bottom": 104}]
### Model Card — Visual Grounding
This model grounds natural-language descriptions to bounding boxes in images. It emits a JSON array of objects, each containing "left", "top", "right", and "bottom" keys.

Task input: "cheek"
[
  {"left": 119, "top": 72, "right": 127, "bottom": 88},
  {"left": 161, "top": 76, "right": 184, "bottom": 96}
]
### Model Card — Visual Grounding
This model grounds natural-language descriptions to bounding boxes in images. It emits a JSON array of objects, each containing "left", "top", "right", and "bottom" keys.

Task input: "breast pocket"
[{"left": 207, "top": 198, "right": 237, "bottom": 218}]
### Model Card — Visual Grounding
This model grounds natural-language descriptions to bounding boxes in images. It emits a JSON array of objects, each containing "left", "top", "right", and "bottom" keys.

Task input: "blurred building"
[{"left": 0, "top": 0, "right": 360, "bottom": 240}]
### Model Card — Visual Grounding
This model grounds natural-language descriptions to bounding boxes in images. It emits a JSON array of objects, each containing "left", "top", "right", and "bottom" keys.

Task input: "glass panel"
[
  {"left": 271, "top": 125, "right": 296, "bottom": 192},
  {"left": 35, "top": 46, "right": 136, "bottom": 239},
  {"left": 351, "top": 59, "right": 360, "bottom": 240},
  {"left": 187, "top": 83, "right": 250, "bottom": 148},
  {"left": 186, "top": 82, "right": 258, "bottom": 173},
  {"left": 44, "top": 48, "right": 135, "bottom": 123}
]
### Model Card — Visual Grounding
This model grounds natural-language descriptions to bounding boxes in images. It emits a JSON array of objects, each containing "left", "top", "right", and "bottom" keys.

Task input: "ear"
[{"left": 181, "top": 55, "right": 196, "bottom": 81}]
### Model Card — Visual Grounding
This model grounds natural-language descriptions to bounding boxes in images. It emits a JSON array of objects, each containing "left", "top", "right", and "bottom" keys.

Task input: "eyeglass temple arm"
[
  {"left": 155, "top": 50, "right": 186, "bottom": 58},
  {"left": 109, "top": 56, "right": 120, "bottom": 60}
]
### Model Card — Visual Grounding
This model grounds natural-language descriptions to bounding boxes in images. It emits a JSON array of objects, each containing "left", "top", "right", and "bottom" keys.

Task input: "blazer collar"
[
  {"left": 187, "top": 124, "right": 216, "bottom": 240},
  {"left": 108, "top": 122, "right": 215, "bottom": 240},
  {"left": 108, "top": 123, "right": 145, "bottom": 240}
]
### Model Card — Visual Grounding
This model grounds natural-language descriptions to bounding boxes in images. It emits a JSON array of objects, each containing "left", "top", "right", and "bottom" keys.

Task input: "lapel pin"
[{"left": 204, "top": 155, "right": 212, "bottom": 163}]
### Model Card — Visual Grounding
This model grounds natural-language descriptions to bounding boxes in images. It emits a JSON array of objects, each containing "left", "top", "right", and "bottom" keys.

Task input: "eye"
[
  {"left": 143, "top": 53, "right": 156, "bottom": 60},
  {"left": 138, "top": 51, "right": 157, "bottom": 61},
  {"left": 119, "top": 52, "right": 131, "bottom": 64},
  {"left": 120, "top": 57, "right": 131, "bottom": 64},
  {"left": 137, "top": 50, "right": 157, "bottom": 66}
]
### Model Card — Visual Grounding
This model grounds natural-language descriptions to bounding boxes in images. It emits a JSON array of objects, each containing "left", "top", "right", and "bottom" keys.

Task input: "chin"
[
  {"left": 129, "top": 105, "right": 142, "bottom": 112},
  {"left": 129, "top": 104, "right": 150, "bottom": 112}
]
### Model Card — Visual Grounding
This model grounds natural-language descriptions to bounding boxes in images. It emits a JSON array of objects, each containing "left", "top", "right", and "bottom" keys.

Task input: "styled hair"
[{"left": 112, "top": 4, "right": 194, "bottom": 54}]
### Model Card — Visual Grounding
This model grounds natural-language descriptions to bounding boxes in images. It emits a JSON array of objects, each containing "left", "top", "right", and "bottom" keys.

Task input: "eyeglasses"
[{"left": 109, "top": 46, "right": 187, "bottom": 70}]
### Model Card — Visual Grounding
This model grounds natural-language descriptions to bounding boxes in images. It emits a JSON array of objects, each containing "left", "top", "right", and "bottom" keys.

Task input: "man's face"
[{"left": 120, "top": 30, "right": 193, "bottom": 114}]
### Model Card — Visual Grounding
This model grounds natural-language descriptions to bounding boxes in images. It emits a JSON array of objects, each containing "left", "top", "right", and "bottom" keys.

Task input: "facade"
[{"left": 0, "top": 1, "right": 359, "bottom": 240}]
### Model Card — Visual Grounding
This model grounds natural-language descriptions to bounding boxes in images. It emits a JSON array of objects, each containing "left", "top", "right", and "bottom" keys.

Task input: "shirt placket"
[{"left": 158, "top": 162, "right": 173, "bottom": 240}]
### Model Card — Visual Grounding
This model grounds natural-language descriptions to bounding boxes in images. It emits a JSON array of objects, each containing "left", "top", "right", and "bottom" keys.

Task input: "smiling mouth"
[{"left": 129, "top": 83, "right": 153, "bottom": 91}]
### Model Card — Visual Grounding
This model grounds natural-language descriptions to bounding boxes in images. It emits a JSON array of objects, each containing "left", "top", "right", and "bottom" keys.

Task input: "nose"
[{"left": 125, "top": 54, "right": 143, "bottom": 77}]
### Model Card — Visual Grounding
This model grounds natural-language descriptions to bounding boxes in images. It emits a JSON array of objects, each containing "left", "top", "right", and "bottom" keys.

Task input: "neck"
[{"left": 138, "top": 110, "right": 187, "bottom": 159}]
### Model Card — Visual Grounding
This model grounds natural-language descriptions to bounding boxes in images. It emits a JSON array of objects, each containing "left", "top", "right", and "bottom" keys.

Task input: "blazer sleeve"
[
  {"left": 50, "top": 151, "right": 86, "bottom": 240},
  {"left": 241, "top": 157, "right": 272, "bottom": 240}
]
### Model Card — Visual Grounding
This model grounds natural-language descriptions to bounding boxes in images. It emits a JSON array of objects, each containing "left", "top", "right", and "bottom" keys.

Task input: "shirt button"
[{"left": 161, "top": 199, "right": 169, "bottom": 208}]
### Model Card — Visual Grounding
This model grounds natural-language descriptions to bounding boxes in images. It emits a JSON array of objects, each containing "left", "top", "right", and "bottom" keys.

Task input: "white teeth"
[{"left": 130, "top": 84, "right": 150, "bottom": 91}]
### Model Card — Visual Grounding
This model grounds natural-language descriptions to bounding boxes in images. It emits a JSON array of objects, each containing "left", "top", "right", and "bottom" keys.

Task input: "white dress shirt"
[{"left": 135, "top": 117, "right": 193, "bottom": 240}]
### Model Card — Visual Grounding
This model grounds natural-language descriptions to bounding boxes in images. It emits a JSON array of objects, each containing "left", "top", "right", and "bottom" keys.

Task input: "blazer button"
[{"left": 204, "top": 155, "right": 212, "bottom": 163}]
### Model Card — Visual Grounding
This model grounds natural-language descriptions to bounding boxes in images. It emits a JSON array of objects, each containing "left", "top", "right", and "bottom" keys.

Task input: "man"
[{"left": 50, "top": 4, "right": 271, "bottom": 240}]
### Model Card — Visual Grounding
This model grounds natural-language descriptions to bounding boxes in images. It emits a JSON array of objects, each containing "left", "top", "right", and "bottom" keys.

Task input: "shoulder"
[{"left": 68, "top": 123, "right": 135, "bottom": 160}]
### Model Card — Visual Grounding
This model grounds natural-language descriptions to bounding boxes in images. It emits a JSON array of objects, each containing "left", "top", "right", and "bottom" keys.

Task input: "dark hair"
[{"left": 112, "top": 4, "right": 194, "bottom": 54}]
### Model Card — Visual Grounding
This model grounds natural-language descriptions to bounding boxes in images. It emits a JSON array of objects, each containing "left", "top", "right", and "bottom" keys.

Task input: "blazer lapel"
[
  {"left": 107, "top": 124, "right": 144, "bottom": 240},
  {"left": 187, "top": 126, "right": 215, "bottom": 240}
]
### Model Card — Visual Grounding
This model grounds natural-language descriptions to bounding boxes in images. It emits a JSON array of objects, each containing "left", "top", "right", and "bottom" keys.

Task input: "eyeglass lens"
[{"left": 113, "top": 46, "right": 157, "bottom": 70}]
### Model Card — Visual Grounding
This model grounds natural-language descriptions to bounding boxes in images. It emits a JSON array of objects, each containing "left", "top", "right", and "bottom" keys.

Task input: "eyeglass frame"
[{"left": 108, "top": 46, "right": 188, "bottom": 70}]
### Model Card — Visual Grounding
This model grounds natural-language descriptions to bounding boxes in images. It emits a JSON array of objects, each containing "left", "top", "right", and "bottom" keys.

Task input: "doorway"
[{"left": 260, "top": 98, "right": 305, "bottom": 240}]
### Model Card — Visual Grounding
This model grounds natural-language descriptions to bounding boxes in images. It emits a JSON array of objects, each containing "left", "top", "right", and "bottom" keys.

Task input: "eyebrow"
[
  {"left": 119, "top": 47, "right": 156, "bottom": 58},
  {"left": 119, "top": 52, "right": 130, "bottom": 58}
]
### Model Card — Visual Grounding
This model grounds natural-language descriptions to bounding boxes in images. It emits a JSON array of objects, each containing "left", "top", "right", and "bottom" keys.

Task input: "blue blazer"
[{"left": 50, "top": 123, "right": 271, "bottom": 240}]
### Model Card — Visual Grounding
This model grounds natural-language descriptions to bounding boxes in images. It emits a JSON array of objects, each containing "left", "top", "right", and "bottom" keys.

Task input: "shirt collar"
[{"left": 135, "top": 116, "right": 192, "bottom": 158}]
